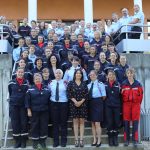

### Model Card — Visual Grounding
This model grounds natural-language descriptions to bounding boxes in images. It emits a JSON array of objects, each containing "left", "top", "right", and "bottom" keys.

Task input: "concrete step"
[
  {"left": 4, "top": 127, "right": 93, "bottom": 137},
  {"left": 5, "top": 127, "right": 124, "bottom": 137},
  {"left": 2, "top": 135, "right": 125, "bottom": 146},
  {"left": 1, "top": 143, "right": 144, "bottom": 150},
  {"left": 7, "top": 120, "right": 92, "bottom": 129}
]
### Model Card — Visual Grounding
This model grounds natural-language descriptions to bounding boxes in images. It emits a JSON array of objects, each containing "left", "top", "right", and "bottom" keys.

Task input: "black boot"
[
  {"left": 108, "top": 131, "right": 114, "bottom": 146},
  {"left": 133, "top": 140, "right": 138, "bottom": 147},
  {"left": 40, "top": 139, "right": 46, "bottom": 148},
  {"left": 14, "top": 137, "right": 21, "bottom": 148},
  {"left": 113, "top": 131, "right": 119, "bottom": 146},
  {"left": 113, "top": 135, "right": 119, "bottom": 146},
  {"left": 33, "top": 140, "right": 39, "bottom": 149},
  {"left": 124, "top": 140, "right": 129, "bottom": 146},
  {"left": 21, "top": 137, "right": 27, "bottom": 148},
  {"left": 108, "top": 136, "right": 114, "bottom": 146}
]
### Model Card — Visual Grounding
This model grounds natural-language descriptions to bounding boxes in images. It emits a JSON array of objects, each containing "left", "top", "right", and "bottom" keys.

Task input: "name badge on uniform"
[
  {"left": 112, "top": 91, "right": 114, "bottom": 94},
  {"left": 41, "top": 92, "right": 43, "bottom": 95}
]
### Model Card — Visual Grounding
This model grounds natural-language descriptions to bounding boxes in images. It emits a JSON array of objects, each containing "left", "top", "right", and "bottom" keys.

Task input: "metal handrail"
[
  {"left": 113, "top": 24, "right": 150, "bottom": 43},
  {"left": 0, "top": 24, "right": 14, "bottom": 47},
  {"left": 3, "top": 61, "right": 16, "bottom": 147}
]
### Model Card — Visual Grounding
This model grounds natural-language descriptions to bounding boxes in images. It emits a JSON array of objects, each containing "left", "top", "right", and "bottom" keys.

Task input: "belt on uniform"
[{"left": 91, "top": 97, "right": 102, "bottom": 100}]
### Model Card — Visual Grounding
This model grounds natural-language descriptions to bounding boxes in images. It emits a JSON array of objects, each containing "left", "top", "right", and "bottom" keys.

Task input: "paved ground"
[{"left": 142, "top": 141, "right": 150, "bottom": 150}]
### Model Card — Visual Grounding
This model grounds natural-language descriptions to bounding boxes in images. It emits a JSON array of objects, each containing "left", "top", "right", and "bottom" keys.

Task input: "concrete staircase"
[{"left": 1, "top": 120, "right": 144, "bottom": 150}]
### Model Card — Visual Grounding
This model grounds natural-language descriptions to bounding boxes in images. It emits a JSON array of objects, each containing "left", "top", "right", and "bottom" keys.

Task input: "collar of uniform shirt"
[
  {"left": 55, "top": 79, "right": 62, "bottom": 83},
  {"left": 91, "top": 79, "right": 98, "bottom": 84},
  {"left": 71, "top": 66, "right": 80, "bottom": 70}
]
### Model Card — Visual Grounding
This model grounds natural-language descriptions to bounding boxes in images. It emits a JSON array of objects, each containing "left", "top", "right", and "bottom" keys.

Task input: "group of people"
[
  {"left": 7, "top": 3, "right": 144, "bottom": 150},
  {"left": 8, "top": 65, "right": 143, "bottom": 149},
  {"left": 1, "top": 4, "right": 144, "bottom": 47}
]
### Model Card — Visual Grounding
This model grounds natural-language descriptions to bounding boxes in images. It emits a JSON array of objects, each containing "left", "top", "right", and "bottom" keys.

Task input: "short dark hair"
[
  {"left": 71, "top": 56, "right": 80, "bottom": 62},
  {"left": 35, "top": 57, "right": 43, "bottom": 65},
  {"left": 108, "top": 42, "right": 115, "bottom": 46},
  {"left": 31, "top": 20, "right": 36, "bottom": 24}
]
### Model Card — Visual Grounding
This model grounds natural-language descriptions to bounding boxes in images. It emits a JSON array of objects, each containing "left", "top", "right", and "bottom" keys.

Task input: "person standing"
[
  {"left": 105, "top": 70, "right": 121, "bottom": 146},
  {"left": 67, "top": 69, "right": 88, "bottom": 147},
  {"left": 63, "top": 56, "right": 87, "bottom": 82},
  {"left": 18, "top": 18, "right": 31, "bottom": 37},
  {"left": 115, "top": 55, "right": 129, "bottom": 84},
  {"left": 128, "top": 4, "right": 144, "bottom": 39},
  {"left": 88, "top": 70, "right": 106, "bottom": 147},
  {"left": 8, "top": 67, "right": 29, "bottom": 148},
  {"left": 121, "top": 68, "right": 143, "bottom": 147},
  {"left": 119, "top": 8, "right": 132, "bottom": 40},
  {"left": 25, "top": 73, "right": 50, "bottom": 149},
  {"left": 48, "top": 69, "right": 68, "bottom": 147}
]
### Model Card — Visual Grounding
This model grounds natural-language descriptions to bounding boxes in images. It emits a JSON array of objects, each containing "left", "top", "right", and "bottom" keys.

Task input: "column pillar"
[
  {"left": 84, "top": 0, "right": 93, "bottom": 24},
  {"left": 28, "top": 0, "right": 37, "bottom": 25}
]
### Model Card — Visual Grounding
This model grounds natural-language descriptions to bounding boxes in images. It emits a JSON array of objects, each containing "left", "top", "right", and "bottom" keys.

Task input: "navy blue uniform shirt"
[
  {"left": 25, "top": 85, "right": 50, "bottom": 111},
  {"left": 8, "top": 79, "right": 28, "bottom": 106}
]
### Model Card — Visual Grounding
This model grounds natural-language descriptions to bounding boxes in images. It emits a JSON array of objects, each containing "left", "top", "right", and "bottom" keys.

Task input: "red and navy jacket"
[
  {"left": 105, "top": 81, "right": 121, "bottom": 107},
  {"left": 121, "top": 79, "right": 143, "bottom": 103},
  {"left": 8, "top": 79, "right": 29, "bottom": 106}
]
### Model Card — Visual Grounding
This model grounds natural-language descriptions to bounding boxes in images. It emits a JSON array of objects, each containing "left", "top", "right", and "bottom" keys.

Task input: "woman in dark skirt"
[
  {"left": 88, "top": 70, "right": 106, "bottom": 147},
  {"left": 67, "top": 69, "right": 88, "bottom": 147}
]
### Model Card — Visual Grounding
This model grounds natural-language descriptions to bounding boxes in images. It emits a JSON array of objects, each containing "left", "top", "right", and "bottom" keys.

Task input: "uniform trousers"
[
  {"left": 9, "top": 105, "right": 28, "bottom": 139},
  {"left": 31, "top": 111, "right": 49, "bottom": 140},
  {"left": 50, "top": 101, "right": 68, "bottom": 145},
  {"left": 124, "top": 120, "right": 139, "bottom": 141},
  {"left": 105, "top": 105, "right": 121, "bottom": 135}
]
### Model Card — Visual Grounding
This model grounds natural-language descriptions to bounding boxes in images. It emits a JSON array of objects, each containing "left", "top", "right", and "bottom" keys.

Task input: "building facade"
[{"left": 0, "top": 0, "right": 149, "bottom": 22}]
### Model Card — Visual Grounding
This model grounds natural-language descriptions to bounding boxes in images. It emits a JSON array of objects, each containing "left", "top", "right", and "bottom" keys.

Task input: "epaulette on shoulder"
[
  {"left": 49, "top": 80, "right": 52, "bottom": 83},
  {"left": 63, "top": 80, "right": 68, "bottom": 85},
  {"left": 80, "top": 67, "right": 84, "bottom": 71},
  {"left": 49, "top": 80, "right": 54, "bottom": 84},
  {"left": 98, "top": 81, "right": 103, "bottom": 84}
]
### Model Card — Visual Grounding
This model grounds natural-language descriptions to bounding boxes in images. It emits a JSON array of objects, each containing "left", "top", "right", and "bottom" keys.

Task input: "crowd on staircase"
[{"left": 1, "top": 4, "right": 145, "bottom": 149}]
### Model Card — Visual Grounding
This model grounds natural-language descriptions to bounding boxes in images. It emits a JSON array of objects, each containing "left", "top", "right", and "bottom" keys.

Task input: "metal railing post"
[{"left": 0, "top": 71, "right": 3, "bottom": 147}]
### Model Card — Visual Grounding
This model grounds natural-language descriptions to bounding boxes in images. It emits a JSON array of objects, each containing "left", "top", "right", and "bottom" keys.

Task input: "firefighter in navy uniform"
[
  {"left": 104, "top": 52, "right": 119, "bottom": 75},
  {"left": 115, "top": 55, "right": 129, "bottom": 84},
  {"left": 121, "top": 68, "right": 143, "bottom": 147},
  {"left": 42, "top": 68, "right": 51, "bottom": 86},
  {"left": 93, "top": 60, "right": 107, "bottom": 83},
  {"left": 105, "top": 70, "right": 121, "bottom": 146},
  {"left": 8, "top": 67, "right": 29, "bottom": 148},
  {"left": 12, "top": 58, "right": 33, "bottom": 85},
  {"left": 25, "top": 73, "right": 50, "bottom": 149},
  {"left": 84, "top": 45, "right": 98, "bottom": 74},
  {"left": 32, "top": 57, "right": 44, "bottom": 75}
]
